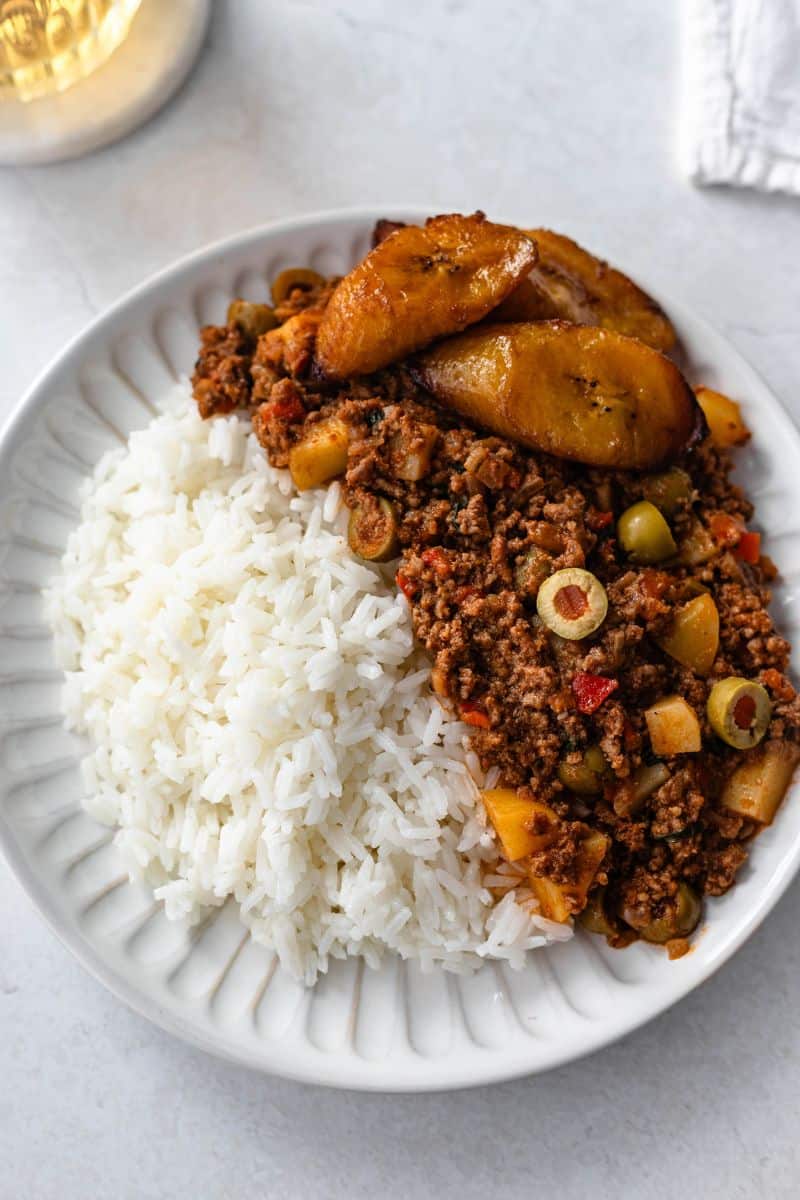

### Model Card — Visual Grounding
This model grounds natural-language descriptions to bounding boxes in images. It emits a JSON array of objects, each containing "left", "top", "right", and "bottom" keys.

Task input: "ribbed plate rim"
[{"left": 1, "top": 205, "right": 800, "bottom": 1091}]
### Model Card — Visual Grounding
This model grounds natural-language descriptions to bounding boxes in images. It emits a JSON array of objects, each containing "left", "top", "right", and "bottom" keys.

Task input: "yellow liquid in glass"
[{"left": 0, "top": 0, "right": 142, "bottom": 101}]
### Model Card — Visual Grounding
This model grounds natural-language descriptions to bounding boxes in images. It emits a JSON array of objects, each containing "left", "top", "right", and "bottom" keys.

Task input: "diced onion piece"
[
  {"left": 389, "top": 423, "right": 439, "bottom": 482},
  {"left": 611, "top": 762, "right": 671, "bottom": 818},
  {"left": 633, "top": 761, "right": 671, "bottom": 802},
  {"left": 679, "top": 519, "right": 718, "bottom": 566}
]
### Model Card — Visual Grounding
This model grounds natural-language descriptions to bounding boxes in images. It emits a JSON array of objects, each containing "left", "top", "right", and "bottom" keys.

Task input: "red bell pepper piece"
[
  {"left": 640, "top": 569, "right": 670, "bottom": 600},
  {"left": 455, "top": 585, "right": 479, "bottom": 603},
  {"left": 587, "top": 508, "right": 614, "bottom": 531},
  {"left": 709, "top": 512, "right": 743, "bottom": 548},
  {"left": 395, "top": 571, "right": 418, "bottom": 600},
  {"left": 735, "top": 530, "right": 761, "bottom": 564},
  {"left": 421, "top": 547, "right": 452, "bottom": 578},
  {"left": 460, "top": 701, "right": 491, "bottom": 729},
  {"left": 709, "top": 514, "right": 760, "bottom": 563},
  {"left": 261, "top": 397, "right": 305, "bottom": 423},
  {"left": 762, "top": 668, "right": 795, "bottom": 701},
  {"left": 572, "top": 671, "right": 619, "bottom": 714}
]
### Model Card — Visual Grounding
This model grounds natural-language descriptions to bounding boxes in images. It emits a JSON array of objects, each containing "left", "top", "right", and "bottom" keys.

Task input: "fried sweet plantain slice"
[
  {"left": 413, "top": 321, "right": 702, "bottom": 470},
  {"left": 492, "top": 229, "right": 677, "bottom": 352},
  {"left": 315, "top": 213, "right": 537, "bottom": 379}
]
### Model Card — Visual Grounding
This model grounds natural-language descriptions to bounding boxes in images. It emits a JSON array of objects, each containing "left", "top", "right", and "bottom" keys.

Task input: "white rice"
[{"left": 45, "top": 383, "right": 570, "bottom": 983}]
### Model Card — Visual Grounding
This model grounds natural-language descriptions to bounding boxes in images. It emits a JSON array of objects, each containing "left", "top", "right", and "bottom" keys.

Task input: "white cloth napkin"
[{"left": 685, "top": 0, "right": 800, "bottom": 195}]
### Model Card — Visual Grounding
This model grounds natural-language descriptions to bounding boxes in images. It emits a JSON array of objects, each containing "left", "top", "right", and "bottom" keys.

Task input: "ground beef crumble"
[
  {"left": 193, "top": 324, "right": 253, "bottom": 419},
  {"left": 192, "top": 275, "right": 800, "bottom": 947}
]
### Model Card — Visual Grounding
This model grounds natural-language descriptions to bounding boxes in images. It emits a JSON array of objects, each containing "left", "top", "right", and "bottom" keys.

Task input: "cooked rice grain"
[{"left": 45, "top": 384, "right": 568, "bottom": 983}]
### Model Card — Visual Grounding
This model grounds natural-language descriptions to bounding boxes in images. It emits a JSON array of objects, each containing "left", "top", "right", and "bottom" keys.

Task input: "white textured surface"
[{"left": 1, "top": 0, "right": 800, "bottom": 1194}]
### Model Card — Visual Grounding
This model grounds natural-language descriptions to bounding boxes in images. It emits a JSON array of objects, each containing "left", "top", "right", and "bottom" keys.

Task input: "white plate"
[{"left": 2, "top": 207, "right": 800, "bottom": 1092}]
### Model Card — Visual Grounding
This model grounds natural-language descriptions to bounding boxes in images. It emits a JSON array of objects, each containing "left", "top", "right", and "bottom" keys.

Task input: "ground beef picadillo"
[{"left": 192, "top": 277, "right": 800, "bottom": 956}]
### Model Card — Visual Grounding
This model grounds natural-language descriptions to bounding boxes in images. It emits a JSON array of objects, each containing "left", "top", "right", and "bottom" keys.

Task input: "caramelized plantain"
[
  {"left": 414, "top": 321, "right": 701, "bottom": 470},
  {"left": 371, "top": 218, "right": 407, "bottom": 247},
  {"left": 491, "top": 229, "right": 677, "bottom": 352},
  {"left": 315, "top": 213, "right": 537, "bottom": 379}
]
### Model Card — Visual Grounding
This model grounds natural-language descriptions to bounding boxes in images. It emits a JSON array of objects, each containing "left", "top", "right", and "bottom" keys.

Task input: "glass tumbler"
[{"left": 0, "top": 0, "right": 142, "bottom": 102}]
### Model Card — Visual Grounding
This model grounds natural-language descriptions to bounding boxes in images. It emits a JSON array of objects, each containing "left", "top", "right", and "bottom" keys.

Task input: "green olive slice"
[
  {"left": 638, "top": 883, "right": 702, "bottom": 944},
  {"left": 226, "top": 299, "right": 279, "bottom": 339},
  {"left": 536, "top": 567, "right": 608, "bottom": 640},
  {"left": 347, "top": 497, "right": 400, "bottom": 562},
  {"left": 707, "top": 677, "right": 772, "bottom": 749},
  {"left": 617, "top": 500, "right": 677, "bottom": 564},
  {"left": 271, "top": 268, "right": 325, "bottom": 306},
  {"left": 558, "top": 744, "right": 607, "bottom": 795},
  {"left": 578, "top": 886, "right": 618, "bottom": 937},
  {"left": 641, "top": 468, "right": 692, "bottom": 516}
]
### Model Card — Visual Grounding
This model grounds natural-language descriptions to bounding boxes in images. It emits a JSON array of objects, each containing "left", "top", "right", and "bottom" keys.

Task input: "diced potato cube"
[
  {"left": 721, "top": 742, "right": 800, "bottom": 825},
  {"left": 575, "top": 829, "right": 609, "bottom": 894},
  {"left": 696, "top": 386, "right": 751, "bottom": 448},
  {"left": 481, "top": 790, "right": 558, "bottom": 861},
  {"left": 528, "top": 875, "right": 572, "bottom": 923},
  {"left": 645, "top": 695, "right": 702, "bottom": 755},
  {"left": 657, "top": 593, "right": 720, "bottom": 675},
  {"left": 288, "top": 418, "right": 349, "bottom": 491},
  {"left": 528, "top": 830, "right": 610, "bottom": 923}
]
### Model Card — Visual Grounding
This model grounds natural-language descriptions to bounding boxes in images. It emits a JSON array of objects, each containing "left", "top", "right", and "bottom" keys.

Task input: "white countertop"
[{"left": 2, "top": 1, "right": 800, "bottom": 1196}]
